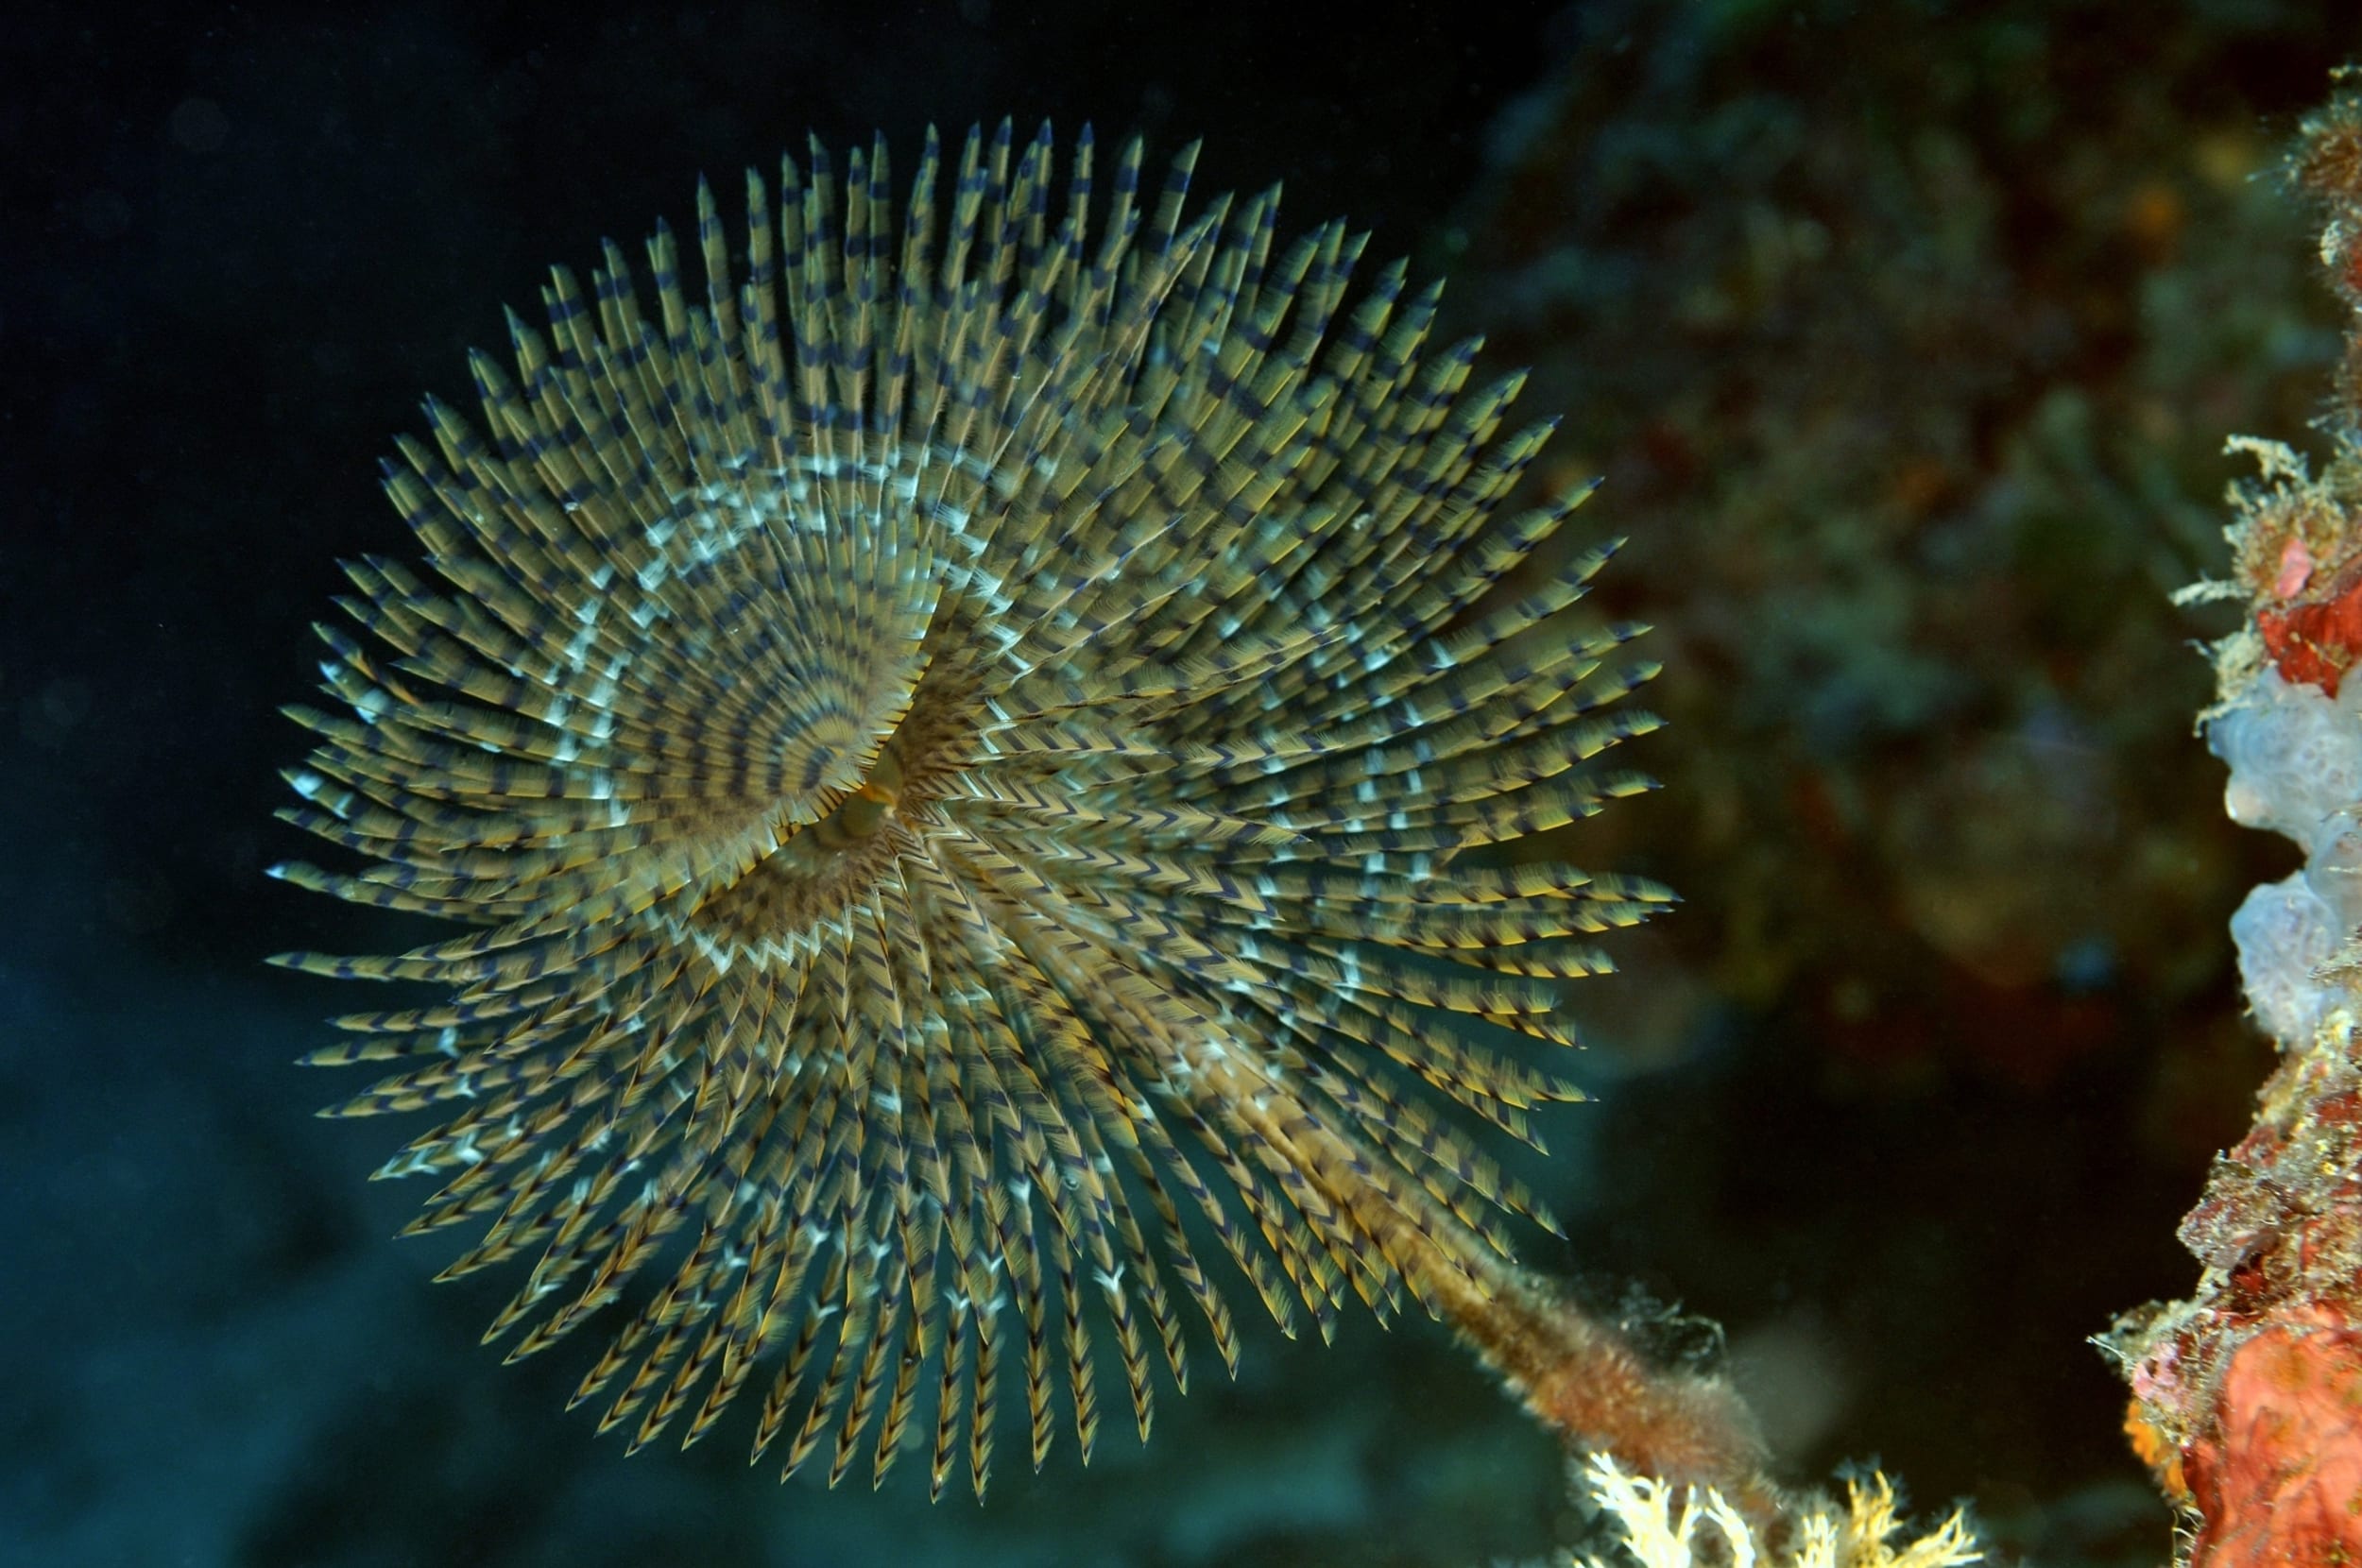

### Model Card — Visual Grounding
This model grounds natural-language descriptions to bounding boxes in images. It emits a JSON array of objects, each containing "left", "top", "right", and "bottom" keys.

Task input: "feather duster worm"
[{"left": 270, "top": 121, "right": 1669, "bottom": 1499}]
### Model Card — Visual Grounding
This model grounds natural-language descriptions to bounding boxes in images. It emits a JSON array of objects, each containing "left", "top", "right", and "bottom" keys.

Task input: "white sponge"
[
  {"left": 2210, "top": 667, "right": 2362, "bottom": 1046},
  {"left": 2210, "top": 668, "right": 2362, "bottom": 850},
  {"left": 2230, "top": 873, "right": 2345, "bottom": 1047}
]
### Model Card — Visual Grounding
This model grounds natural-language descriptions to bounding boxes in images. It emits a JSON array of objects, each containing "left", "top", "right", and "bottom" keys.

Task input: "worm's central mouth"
[{"left": 805, "top": 735, "right": 907, "bottom": 848}]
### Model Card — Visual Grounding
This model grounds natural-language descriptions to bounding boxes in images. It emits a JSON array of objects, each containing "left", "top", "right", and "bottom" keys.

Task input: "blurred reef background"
[{"left": 5, "top": 2, "right": 2358, "bottom": 1564}]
